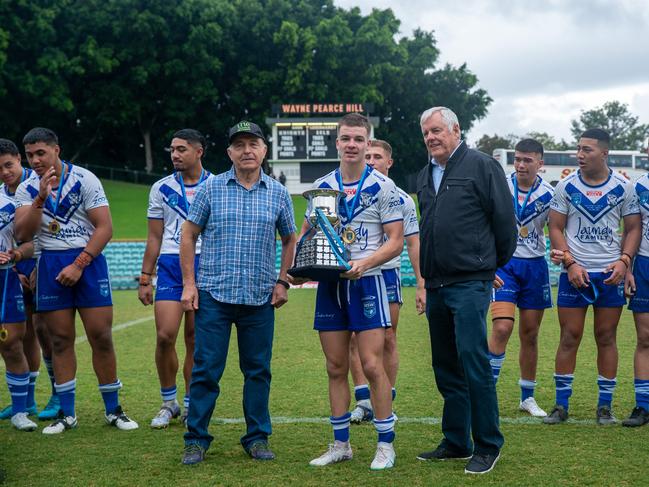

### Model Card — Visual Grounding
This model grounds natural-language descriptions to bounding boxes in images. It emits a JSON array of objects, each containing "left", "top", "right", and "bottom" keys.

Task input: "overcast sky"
[{"left": 335, "top": 0, "right": 649, "bottom": 146}]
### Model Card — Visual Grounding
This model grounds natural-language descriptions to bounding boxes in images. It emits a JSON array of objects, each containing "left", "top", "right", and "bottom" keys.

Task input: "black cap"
[{"left": 228, "top": 121, "right": 266, "bottom": 144}]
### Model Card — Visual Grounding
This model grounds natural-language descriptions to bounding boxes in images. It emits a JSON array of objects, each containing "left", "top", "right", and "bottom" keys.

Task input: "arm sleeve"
[
  {"left": 14, "top": 181, "right": 35, "bottom": 208},
  {"left": 550, "top": 182, "right": 569, "bottom": 215},
  {"left": 622, "top": 182, "right": 640, "bottom": 216},
  {"left": 379, "top": 182, "right": 403, "bottom": 224},
  {"left": 186, "top": 180, "right": 210, "bottom": 229},
  {"left": 403, "top": 195, "right": 419, "bottom": 236},
  {"left": 487, "top": 160, "right": 517, "bottom": 267},
  {"left": 147, "top": 183, "right": 163, "bottom": 219},
  {"left": 276, "top": 187, "right": 297, "bottom": 237},
  {"left": 83, "top": 173, "right": 109, "bottom": 210}
]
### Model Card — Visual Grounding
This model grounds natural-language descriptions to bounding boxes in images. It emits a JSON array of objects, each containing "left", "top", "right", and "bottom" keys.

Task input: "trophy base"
[{"left": 288, "top": 265, "right": 348, "bottom": 282}]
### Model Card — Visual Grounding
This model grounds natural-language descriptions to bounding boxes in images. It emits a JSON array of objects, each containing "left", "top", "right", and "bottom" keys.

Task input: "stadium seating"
[{"left": 104, "top": 239, "right": 562, "bottom": 290}]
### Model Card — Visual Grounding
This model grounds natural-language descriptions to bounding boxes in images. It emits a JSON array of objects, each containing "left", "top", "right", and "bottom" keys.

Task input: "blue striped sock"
[
  {"left": 27, "top": 371, "right": 39, "bottom": 408},
  {"left": 634, "top": 378, "right": 649, "bottom": 411},
  {"left": 489, "top": 352, "right": 505, "bottom": 384},
  {"left": 554, "top": 373, "right": 574, "bottom": 410},
  {"left": 161, "top": 385, "right": 177, "bottom": 403},
  {"left": 374, "top": 414, "right": 396, "bottom": 443},
  {"left": 354, "top": 385, "right": 370, "bottom": 401},
  {"left": 99, "top": 379, "right": 123, "bottom": 414},
  {"left": 331, "top": 412, "right": 351, "bottom": 442},
  {"left": 597, "top": 375, "right": 616, "bottom": 408},
  {"left": 519, "top": 378, "right": 536, "bottom": 402},
  {"left": 44, "top": 357, "right": 57, "bottom": 396},
  {"left": 184, "top": 393, "right": 190, "bottom": 409},
  {"left": 55, "top": 379, "right": 76, "bottom": 417},
  {"left": 6, "top": 371, "right": 30, "bottom": 413}
]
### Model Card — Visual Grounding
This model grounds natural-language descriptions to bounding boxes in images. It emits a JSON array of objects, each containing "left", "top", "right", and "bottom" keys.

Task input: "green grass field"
[
  {"left": 1, "top": 288, "right": 647, "bottom": 486},
  {"left": 103, "top": 179, "right": 309, "bottom": 240}
]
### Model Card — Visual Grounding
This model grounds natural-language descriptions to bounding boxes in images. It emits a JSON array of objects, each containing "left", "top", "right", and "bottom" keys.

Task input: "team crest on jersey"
[
  {"left": 362, "top": 296, "right": 377, "bottom": 318},
  {"left": 167, "top": 193, "right": 179, "bottom": 208},
  {"left": 0, "top": 211, "right": 10, "bottom": 225},
  {"left": 535, "top": 200, "right": 545, "bottom": 213},
  {"left": 640, "top": 192, "right": 649, "bottom": 205},
  {"left": 570, "top": 193, "right": 582, "bottom": 206},
  {"left": 67, "top": 192, "right": 82, "bottom": 206},
  {"left": 359, "top": 191, "right": 374, "bottom": 209},
  {"left": 607, "top": 194, "right": 618, "bottom": 206}
]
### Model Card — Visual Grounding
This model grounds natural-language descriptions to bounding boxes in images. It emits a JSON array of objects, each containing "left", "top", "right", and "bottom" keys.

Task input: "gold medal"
[
  {"left": 342, "top": 226, "right": 357, "bottom": 244},
  {"left": 519, "top": 226, "right": 529, "bottom": 237},
  {"left": 0, "top": 326, "right": 8, "bottom": 342},
  {"left": 49, "top": 220, "right": 61, "bottom": 234}
]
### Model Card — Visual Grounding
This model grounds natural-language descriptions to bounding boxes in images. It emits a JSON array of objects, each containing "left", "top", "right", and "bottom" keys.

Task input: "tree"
[
  {"left": 475, "top": 133, "right": 517, "bottom": 155},
  {"left": 570, "top": 101, "right": 649, "bottom": 150}
]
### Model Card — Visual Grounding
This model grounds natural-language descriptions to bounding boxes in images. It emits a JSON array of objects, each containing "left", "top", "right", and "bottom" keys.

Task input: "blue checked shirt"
[{"left": 187, "top": 166, "right": 296, "bottom": 305}]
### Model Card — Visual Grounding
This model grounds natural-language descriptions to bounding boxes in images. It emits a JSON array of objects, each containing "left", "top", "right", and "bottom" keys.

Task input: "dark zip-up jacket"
[{"left": 416, "top": 141, "right": 517, "bottom": 289}]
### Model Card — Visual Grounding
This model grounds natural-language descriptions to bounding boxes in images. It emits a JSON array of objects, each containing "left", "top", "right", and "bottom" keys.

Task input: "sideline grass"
[
  {"left": 1, "top": 288, "right": 647, "bottom": 486},
  {"left": 102, "top": 179, "right": 308, "bottom": 241}
]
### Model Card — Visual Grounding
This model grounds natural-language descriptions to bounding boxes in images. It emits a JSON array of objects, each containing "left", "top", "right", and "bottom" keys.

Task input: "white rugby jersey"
[
  {"left": 633, "top": 174, "right": 649, "bottom": 257},
  {"left": 382, "top": 187, "right": 419, "bottom": 270},
  {"left": 15, "top": 162, "right": 109, "bottom": 250},
  {"left": 508, "top": 173, "right": 554, "bottom": 259},
  {"left": 147, "top": 171, "right": 211, "bottom": 254},
  {"left": 312, "top": 165, "right": 403, "bottom": 276},
  {"left": 550, "top": 170, "right": 639, "bottom": 272},
  {"left": 1, "top": 169, "right": 41, "bottom": 256},
  {"left": 0, "top": 192, "right": 16, "bottom": 253}
]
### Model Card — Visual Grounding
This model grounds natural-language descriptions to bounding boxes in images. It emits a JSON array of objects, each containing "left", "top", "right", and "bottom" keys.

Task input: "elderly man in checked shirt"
[{"left": 179, "top": 121, "right": 297, "bottom": 465}]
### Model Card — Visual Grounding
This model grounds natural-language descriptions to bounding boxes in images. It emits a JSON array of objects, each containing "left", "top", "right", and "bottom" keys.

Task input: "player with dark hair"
[
  {"left": 139, "top": 129, "right": 210, "bottom": 428},
  {"left": 487, "top": 138, "right": 553, "bottom": 418},
  {"left": 0, "top": 183, "right": 36, "bottom": 431},
  {"left": 0, "top": 138, "right": 60, "bottom": 421},
  {"left": 545, "top": 128, "right": 641, "bottom": 425},
  {"left": 14, "top": 127, "right": 138, "bottom": 434}
]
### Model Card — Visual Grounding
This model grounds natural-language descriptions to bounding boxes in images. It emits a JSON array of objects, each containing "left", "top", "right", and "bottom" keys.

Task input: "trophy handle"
[{"left": 315, "top": 208, "right": 351, "bottom": 271}]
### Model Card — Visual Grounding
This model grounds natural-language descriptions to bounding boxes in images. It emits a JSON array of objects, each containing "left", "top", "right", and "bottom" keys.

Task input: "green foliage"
[
  {"left": 476, "top": 133, "right": 518, "bottom": 155},
  {"left": 0, "top": 0, "right": 491, "bottom": 186},
  {"left": 1, "top": 288, "right": 647, "bottom": 486},
  {"left": 570, "top": 100, "right": 649, "bottom": 150}
]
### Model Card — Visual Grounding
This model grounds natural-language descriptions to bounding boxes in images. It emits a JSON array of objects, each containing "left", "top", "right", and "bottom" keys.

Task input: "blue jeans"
[
  {"left": 425, "top": 280, "right": 504, "bottom": 455},
  {"left": 184, "top": 291, "right": 274, "bottom": 451}
]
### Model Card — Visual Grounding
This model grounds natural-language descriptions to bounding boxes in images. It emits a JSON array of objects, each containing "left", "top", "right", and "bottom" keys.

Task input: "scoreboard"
[{"left": 274, "top": 122, "right": 338, "bottom": 160}]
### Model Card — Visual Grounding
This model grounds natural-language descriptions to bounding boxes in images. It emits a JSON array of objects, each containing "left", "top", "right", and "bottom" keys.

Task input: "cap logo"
[{"left": 237, "top": 121, "right": 251, "bottom": 132}]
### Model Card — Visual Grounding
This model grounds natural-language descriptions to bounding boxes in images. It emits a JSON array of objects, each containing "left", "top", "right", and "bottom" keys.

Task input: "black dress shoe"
[{"left": 417, "top": 445, "right": 472, "bottom": 461}]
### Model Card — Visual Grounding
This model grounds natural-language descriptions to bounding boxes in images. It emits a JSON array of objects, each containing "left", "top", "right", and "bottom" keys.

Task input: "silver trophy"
[{"left": 289, "top": 188, "right": 351, "bottom": 281}]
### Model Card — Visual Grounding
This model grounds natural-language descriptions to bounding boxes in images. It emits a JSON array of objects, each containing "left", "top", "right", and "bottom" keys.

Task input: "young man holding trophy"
[{"left": 291, "top": 113, "right": 404, "bottom": 470}]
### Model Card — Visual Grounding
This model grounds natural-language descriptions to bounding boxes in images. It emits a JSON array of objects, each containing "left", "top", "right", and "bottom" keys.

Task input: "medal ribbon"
[
  {"left": 575, "top": 281, "right": 599, "bottom": 304},
  {"left": 177, "top": 169, "right": 206, "bottom": 215},
  {"left": 512, "top": 175, "right": 539, "bottom": 225},
  {"left": 47, "top": 162, "right": 70, "bottom": 222},
  {"left": 315, "top": 208, "right": 351, "bottom": 270},
  {"left": 335, "top": 165, "right": 370, "bottom": 225}
]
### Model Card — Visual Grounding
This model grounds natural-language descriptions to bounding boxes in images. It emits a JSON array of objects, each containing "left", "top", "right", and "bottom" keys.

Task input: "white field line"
[
  {"left": 210, "top": 416, "right": 598, "bottom": 425},
  {"left": 3, "top": 316, "right": 601, "bottom": 426}
]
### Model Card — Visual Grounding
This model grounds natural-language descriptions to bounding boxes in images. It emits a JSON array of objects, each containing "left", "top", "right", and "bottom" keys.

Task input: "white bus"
[{"left": 492, "top": 148, "right": 649, "bottom": 186}]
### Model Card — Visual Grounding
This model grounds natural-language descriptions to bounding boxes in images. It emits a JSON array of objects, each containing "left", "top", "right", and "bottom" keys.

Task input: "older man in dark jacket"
[{"left": 415, "top": 106, "right": 516, "bottom": 475}]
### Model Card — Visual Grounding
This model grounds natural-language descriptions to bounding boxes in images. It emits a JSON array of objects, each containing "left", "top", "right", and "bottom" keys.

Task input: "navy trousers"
[
  {"left": 425, "top": 280, "right": 504, "bottom": 455},
  {"left": 184, "top": 290, "right": 274, "bottom": 451}
]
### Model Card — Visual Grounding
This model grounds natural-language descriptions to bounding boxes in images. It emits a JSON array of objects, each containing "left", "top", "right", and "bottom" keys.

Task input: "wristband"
[
  {"left": 13, "top": 249, "right": 23, "bottom": 263},
  {"left": 33, "top": 195, "right": 45, "bottom": 208},
  {"left": 141, "top": 271, "right": 153, "bottom": 276},
  {"left": 81, "top": 249, "right": 95, "bottom": 260},
  {"left": 276, "top": 278, "right": 290, "bottom": 289},
  {"left": 565, "top": 260, "right": 576, "bottom": 270},
  {"left": 618, "top": 258, "right": 629, "bottom": 269},
  {"left": 139, "top": 282, "right": 151, "bottom": 287},
  {"left": 73, "top": 252, "right": 92, "bottom": 270}
]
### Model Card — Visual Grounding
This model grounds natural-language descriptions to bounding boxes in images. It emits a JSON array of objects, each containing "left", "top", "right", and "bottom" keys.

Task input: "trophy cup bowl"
[{"left": 288, "top": 188, "right": 351, "bottom": 281}]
